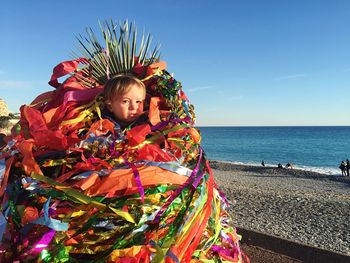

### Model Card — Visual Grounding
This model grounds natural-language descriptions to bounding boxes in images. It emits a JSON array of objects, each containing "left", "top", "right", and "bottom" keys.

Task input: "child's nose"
[{"left": 129, "top": 102, "right": 137, "bottom": 110}]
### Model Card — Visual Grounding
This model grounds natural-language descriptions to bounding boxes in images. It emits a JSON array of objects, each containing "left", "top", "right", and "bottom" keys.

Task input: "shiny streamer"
[{"left": 0, "top": 55, "right": 244, "bottom": 262}]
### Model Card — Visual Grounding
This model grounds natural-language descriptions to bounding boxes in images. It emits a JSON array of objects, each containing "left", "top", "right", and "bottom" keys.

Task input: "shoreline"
[
  {"left": 209, "top": 159, "right": 342, "bottom": 176},
  {"left": 211, "top": 160, "right": 350, "bottom": 256}
]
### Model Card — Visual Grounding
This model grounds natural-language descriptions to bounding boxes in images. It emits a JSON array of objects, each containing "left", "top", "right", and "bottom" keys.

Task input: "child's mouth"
[{"left": 128, "top": 114, "right": 138, "bottom": 120}]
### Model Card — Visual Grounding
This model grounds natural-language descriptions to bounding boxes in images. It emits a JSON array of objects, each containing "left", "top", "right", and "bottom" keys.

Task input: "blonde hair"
[{"left": 103, "top": 74, "right": 146, "bottom": 102}]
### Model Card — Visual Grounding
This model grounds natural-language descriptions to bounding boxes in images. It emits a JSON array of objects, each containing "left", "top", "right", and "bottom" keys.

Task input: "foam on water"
[
  {"left": 212, "top": 159, "right": 342, "bottom": 176},
  {"left": 295, "top": 165, "right": 340, "bottom": 176}
]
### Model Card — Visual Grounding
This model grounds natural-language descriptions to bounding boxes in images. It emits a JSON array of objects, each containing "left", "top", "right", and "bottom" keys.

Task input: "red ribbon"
[{"left": 48, "top": 58, "right": 88, "bottom": 88}]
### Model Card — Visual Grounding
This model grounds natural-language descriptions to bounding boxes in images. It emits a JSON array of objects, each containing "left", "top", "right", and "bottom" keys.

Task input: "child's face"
[{"left": 106, "top": 84, "right": 145, "bottom": 124}]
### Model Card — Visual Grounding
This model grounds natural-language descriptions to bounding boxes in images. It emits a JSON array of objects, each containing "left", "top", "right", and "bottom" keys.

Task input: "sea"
[{"left": 198, "top": 126, "right": 350, "bottom": 176}]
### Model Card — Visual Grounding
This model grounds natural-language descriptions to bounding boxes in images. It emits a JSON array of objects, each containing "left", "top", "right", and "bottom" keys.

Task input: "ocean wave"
[{"left": 211, "top": 159, "right": 342, "bottom": 176}]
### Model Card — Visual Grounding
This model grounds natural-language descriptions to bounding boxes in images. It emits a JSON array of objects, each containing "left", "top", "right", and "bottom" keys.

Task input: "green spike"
[{"left": 73, "top": 20, "right": 160, "bottom": 84}]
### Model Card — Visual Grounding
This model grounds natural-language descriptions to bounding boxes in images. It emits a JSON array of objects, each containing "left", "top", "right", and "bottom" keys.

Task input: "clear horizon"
[{"left": 1, "top": 0, "right": 350, "bottom": 126}]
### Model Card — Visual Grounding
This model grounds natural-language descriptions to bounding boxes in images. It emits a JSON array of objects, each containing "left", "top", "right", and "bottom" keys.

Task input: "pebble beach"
[{"left": 211, "top": 161, "right": 350, "bottom": 256}]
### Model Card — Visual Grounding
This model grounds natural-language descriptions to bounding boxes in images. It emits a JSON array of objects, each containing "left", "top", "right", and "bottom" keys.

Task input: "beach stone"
[{"left": 212, "top": 161, "right": 350, "bottom": 255}]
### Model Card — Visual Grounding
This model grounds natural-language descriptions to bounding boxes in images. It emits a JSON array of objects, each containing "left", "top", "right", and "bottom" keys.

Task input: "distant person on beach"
[
  {"left": 261, "top": 160, "right": 265, "bottom": 167},
  {"left": 285, "top": 162, "right": 293, "bottom": 169},
  {"left": 346, "top": 159, "right": 350, "bottom": 177},
  {"left": 339, "top": 160, "right": 346, "bottom": 176},
  {"left": 277, "top": 163, "right": 283, "bottom": 168}
]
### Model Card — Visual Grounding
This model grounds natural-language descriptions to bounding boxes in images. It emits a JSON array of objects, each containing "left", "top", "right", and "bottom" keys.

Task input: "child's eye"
[{"left": 122, "top": 100, "right": 130, "bottom": 104}]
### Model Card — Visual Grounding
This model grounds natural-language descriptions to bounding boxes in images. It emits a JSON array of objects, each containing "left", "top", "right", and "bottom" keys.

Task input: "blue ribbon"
[{"left": 32, "top": 197, "right": 68, "bottom": 231}]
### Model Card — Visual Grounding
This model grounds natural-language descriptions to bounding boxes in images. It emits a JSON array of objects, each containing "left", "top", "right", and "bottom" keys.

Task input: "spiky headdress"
[{"left": 74, "top": 20, "right": 161, "bottom": 86}]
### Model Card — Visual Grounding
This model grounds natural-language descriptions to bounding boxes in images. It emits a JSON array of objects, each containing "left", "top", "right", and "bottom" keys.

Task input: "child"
[{"left": 103, "top": 74, "right": 147, "bottom": 129}]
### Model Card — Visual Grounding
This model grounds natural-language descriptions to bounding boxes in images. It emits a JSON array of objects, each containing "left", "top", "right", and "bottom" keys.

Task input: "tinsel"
[{"left": 0, "top": 39, "right": 247, "bottom": 263}]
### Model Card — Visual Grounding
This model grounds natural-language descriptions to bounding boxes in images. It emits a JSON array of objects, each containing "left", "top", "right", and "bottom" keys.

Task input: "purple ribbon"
[
  {"left": 123, "top": 157, "right": 145, "bottom": 202},
  {"left": 152, "top": 147, "right": 203, "bottom": 224},
  {"left": 109, "top": 141, "right": 120, "bottom": 158},
  {"left": 211, "top": 245, "right": 239, "bottom": 259},
  {"left": 192, "top": 169, "right": 206, "bottom": 189},
  {"left": 218, "top": 190, "right": 229, "bottom": 207},
  {"left": 151, "top": 116, "right": 191, "bottom": 131}
]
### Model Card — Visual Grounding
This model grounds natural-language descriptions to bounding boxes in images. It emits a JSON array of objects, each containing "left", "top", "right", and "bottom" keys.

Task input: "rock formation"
[{"left": 0, "top": 98, "right": 9, "bottom": 117}]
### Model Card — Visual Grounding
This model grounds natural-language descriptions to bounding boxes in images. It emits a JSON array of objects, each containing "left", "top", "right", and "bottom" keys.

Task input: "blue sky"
[{"left": 1, "top": 0, "right": 350, "bottom": 126}]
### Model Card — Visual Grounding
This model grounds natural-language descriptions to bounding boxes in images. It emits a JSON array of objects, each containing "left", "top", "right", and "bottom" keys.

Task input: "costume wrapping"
[{"left": 0, "top": 23, "right": 246, "bottom": 263}]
